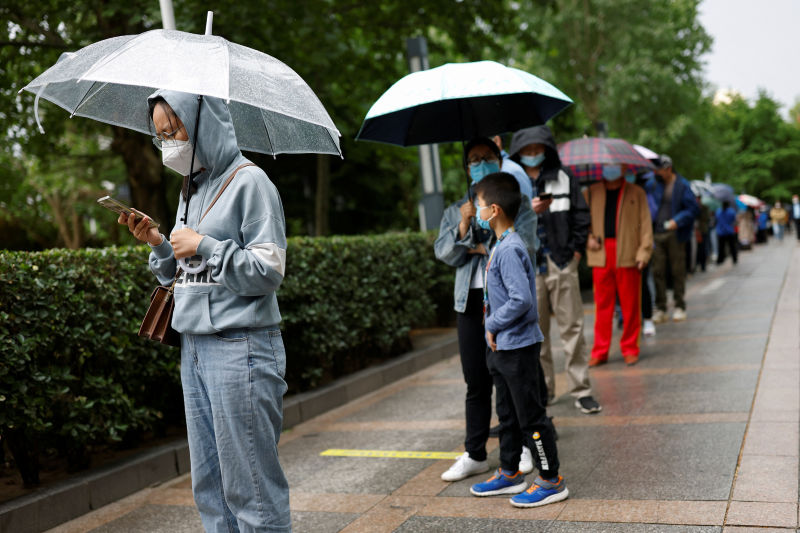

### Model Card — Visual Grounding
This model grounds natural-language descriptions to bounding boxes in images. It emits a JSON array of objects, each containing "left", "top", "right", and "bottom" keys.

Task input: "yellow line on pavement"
[{"left": 320, "top": 449, "right": 461, "bottom": 460}]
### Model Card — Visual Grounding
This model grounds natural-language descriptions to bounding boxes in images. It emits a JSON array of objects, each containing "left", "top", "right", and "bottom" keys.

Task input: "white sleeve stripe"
[
  {"left": 248, "top": 243, "right": 286, "bottom": 277},
  {"left": 550, "top": 198, "right": 571, "bottom": 212}
]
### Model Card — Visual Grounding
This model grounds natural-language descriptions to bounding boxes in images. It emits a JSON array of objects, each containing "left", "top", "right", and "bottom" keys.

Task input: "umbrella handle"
[
  {"left": 178, "top": 255, "right": 207, "bottom": 274},
  {"left": 176, "top": 224, "right": 208, "bottom": 274}
]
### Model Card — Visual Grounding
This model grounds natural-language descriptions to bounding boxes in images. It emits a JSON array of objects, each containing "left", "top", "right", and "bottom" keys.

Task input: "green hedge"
[{"left": 0, "top": 232, "right": 453, "bottom": 485}]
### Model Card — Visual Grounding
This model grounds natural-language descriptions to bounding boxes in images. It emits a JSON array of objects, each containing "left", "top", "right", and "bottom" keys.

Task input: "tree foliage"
[{"left": 2, "top": 0, "right": 799, "bottom": 249}]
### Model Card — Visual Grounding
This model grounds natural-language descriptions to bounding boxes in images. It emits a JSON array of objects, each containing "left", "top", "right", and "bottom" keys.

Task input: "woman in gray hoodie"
[{"left": 120, "top": 90, "right": 291, "bottom": 533}]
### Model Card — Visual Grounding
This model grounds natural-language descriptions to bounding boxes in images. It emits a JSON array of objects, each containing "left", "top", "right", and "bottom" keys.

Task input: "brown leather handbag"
[
  {"left": 138, "top": 163, "right": 255, "bottom": 347},
  {"left": 139, "top": 269, "right": 182, "bottom": 346}
]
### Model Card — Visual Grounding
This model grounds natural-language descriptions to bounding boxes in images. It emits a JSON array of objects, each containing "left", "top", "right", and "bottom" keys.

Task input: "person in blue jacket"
[
  {"left": 644, "top": 155, "right": 699, "bottom": 323},
  {"left": 715, "top": 201, "right": 739, "bottom": 264}
]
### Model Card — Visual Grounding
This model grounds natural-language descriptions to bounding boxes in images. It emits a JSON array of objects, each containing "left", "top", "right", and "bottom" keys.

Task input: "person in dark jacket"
[
  {"left": 695, "top": 195, "right": 711, "bottom": 271},
  {"left": 715, "top": 201, "right": 738, "bottom": 265},
  {"left": 644, "top": 155, "right": 699, "bottom": 323},
  {"left": 509, "top": 126, "right": 600, "bottom": 415}
]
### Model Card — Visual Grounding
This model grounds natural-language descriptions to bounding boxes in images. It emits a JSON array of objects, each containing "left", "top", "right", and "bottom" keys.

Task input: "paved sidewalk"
[{"left": 49, "top": 240, "right": 800, "bottom": 533}]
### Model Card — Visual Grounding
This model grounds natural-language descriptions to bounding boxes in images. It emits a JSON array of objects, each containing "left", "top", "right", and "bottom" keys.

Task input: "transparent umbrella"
[{"left": 20, "top": 14, "right": 341, "bottom": 157}]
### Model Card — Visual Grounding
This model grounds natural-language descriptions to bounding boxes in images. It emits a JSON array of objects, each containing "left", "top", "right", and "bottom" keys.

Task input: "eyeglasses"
[
  {"left": 467, "top": 156, "right": 499, "bottom": 166},
  {"left": 151, "top": 126, "right": 183, "bottom": 151}
]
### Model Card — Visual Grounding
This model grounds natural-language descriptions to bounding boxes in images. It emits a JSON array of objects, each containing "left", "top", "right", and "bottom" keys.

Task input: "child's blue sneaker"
[
  {"left": 470, "top": 469, "right": 527, "bottom": 497},
  {"left": 510, "top": 475, "right": 569, "bottom": 507}
]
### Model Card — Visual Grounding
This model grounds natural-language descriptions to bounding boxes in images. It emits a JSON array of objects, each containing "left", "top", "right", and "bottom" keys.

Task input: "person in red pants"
[{"left": 584, "top": 164, "right": 653, "bottom": 366}]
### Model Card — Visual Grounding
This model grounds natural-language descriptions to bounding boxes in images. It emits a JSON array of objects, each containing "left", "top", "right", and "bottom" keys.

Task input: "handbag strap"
[
  {"left": 168, "top": 267, "right": 184, "bottom": 293},
  {"left": 199, "top": 163, "right": 256, "bottom": 224}
]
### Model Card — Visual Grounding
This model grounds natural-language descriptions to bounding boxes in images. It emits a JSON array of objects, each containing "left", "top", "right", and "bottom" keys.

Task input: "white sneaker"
[
  {"left": 652, "top": 309, "right": 667, "bottom": 324},
  {"left": 643, "top": 319, "right": 656, "bottom": 337},
  {"left": 441, "top": 452, "right": 490, "bottom": 481},
  {"left": 519, "top": 446, "right": 534, "bottom": 474},
  {"left": 672, "top": 308, "right": 687, "bottom": 322}
]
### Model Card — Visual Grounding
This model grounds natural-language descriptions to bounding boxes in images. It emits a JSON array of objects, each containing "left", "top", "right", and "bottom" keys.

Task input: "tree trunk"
[
  {"left": 110, "top": 127, "right": 171, "bottom": 228},
  {"left": 44, "top": 193, "right": 82, "bottom": 249},
  {"left": 314, "top": 154, "right": 330, "bottom": 236}
]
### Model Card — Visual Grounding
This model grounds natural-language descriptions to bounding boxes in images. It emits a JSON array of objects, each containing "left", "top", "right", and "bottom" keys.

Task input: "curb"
[
  {"left": 0, "top": 441, "right": 190, "bottom": 533},
  {"left": 282, "top": 334, "right": 458, "bottom": 429},
  {"left": 0, "top": 334, "right": 457, "bottom": 533}
]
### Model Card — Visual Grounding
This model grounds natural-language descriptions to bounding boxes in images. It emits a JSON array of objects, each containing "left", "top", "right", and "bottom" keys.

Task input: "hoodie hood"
[
  {"left": 509, "top": 125, "right": 562, "bottom": 173},
  {"left": 148, "top": 89, "right": 243, "bottom": 183}
]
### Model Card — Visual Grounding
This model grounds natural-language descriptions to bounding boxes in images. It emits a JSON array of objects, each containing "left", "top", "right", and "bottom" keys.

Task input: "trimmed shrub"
[{"left": 0, "top": 232, "right": 453, "bottom": 485}]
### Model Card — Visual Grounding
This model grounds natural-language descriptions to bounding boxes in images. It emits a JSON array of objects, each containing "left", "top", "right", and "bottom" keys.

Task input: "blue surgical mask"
[
  {"left": 602, "top": 165, "right": 622, "bottom": 181},
  {"left": 474, "top": 203, "right": 494, "bottom": 230},
  {"left": 625, "top": 172, "right": 636, "bottom": 183},
  {"left": 520, "top": 153, "right": 545, "bottom": 168},
  {"left": 469, "top": 161, "right": 501, "bottom": 184}
]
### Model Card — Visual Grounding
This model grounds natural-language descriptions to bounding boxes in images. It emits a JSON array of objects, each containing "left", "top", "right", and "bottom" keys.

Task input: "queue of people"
[
  {"left": 431, "top": 125, "right": 800, "bottom": 509},
  {"left": 117, "top": 93, "right": 798, "bottom": 526}
]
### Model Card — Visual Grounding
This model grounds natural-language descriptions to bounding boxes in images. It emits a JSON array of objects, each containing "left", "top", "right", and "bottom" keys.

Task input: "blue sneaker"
[
  {"left": 470, "top": 469, "right": 527, "bottom": 497},
  {"left": 510, "top": 475, "right": 569, "bottom": 507}
]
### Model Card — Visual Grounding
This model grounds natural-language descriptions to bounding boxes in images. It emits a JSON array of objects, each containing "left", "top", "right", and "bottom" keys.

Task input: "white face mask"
[{"left": 162, "top": 140, "right": 202, "bottom": 176}]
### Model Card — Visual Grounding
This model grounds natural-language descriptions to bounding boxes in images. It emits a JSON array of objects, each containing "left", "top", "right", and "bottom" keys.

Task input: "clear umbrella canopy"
[{"left": 21, "top": 28, "right": 341, "bottom": 157}]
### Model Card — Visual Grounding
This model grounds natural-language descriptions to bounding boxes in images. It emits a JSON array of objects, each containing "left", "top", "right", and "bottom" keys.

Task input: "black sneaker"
[{"left": 575, "top": 396, "right": 602, "bottom": 414}]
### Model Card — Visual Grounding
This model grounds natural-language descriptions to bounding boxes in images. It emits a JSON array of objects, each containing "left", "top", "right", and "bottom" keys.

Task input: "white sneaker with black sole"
[
  {"left": 441, "top": 452, "right": 489, "bottom": 481},
  {"left": 575, "top": 396, "right": 602, "bottom": 414}
]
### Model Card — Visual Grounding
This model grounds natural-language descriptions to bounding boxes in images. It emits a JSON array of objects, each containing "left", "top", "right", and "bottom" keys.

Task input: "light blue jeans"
[{"left": 181, "top": 327, "right": 291, "bottom": 533}]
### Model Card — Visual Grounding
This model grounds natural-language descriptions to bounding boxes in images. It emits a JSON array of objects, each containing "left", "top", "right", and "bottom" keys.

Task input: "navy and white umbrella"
[{"left": 356, "top": 60, "right": 572, "bottom": 146}]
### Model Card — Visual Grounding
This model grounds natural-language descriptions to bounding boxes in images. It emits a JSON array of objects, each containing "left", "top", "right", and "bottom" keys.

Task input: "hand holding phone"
[
  {"left": 98, "top": 195, "right": 159, "bottom": 228},
  {"left": 532, "top": 193, "right": 553, "bottom": 214}
]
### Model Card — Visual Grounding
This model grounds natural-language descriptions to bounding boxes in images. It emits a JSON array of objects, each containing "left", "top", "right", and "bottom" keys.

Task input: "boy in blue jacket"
[{"left": 469, "top": 172, "right": 569, "bottom": 508}]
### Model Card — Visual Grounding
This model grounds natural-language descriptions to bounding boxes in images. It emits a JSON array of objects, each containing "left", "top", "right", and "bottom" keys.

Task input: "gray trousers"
[
  {"left": 652, "top": 231, "right": 686, "bottom": 311},
  {"left": 536, "top": 255, "right": 592, "bottom": 400}
]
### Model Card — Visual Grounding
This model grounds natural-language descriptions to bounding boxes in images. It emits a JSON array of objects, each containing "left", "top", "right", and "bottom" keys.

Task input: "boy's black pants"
[{"left": 487, "top": 342, "right": 560, "bottom": 479}]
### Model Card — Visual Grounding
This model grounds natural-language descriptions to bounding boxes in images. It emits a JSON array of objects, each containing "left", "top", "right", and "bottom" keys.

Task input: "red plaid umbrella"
[{"left": 558, "top": 137, "right": 655, "bottom": 183}]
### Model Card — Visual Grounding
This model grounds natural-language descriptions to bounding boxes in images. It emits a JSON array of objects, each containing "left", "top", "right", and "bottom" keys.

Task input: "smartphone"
[
  {"left": 538, "top": 192, "right": 553, "bottom": 201},
  {"left": 97, "top": 195, "right": 159, "bottom": 228}
]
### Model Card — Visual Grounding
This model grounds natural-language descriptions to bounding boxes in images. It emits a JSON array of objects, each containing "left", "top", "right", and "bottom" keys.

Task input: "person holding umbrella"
[
  {"left": 584, "top": 164, "right": 653, "bottom": 366},
  {"left": 644, "top": 155, "right": 699, "bottom": 323},
  {"left": 22, "top": 16, "right": 347, "bottom": 532},
  {"left": 508, "top": 126, "right": 601, "bottom": 415},
  {"left": 435, "top": 137, "right": 539, "bottom": 482},
  {"left": 121, "top": 91, "right": 291, "bottom": 533}
]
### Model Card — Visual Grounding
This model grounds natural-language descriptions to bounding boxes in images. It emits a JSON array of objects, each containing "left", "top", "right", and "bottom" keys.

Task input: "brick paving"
[{"left": 48, "top": 240, "right": 800, "bottom": 532}]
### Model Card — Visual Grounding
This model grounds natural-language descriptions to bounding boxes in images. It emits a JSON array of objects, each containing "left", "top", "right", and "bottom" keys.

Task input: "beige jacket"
[{"left": 584, "top": 182, "right": 653, "bottom": 268}]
